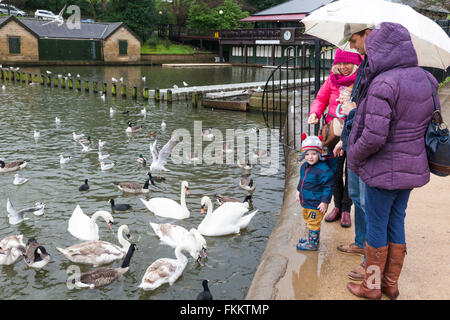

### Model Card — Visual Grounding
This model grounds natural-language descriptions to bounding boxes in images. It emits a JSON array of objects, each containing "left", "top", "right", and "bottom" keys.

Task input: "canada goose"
[
  {"left": 13, "top": 173, "right": 28, "bottom": 185},
  {"left": 126, "top": 121, "right": 141, "bottom": 133},
  {"left": 215, "top": 194, "right": 252, "bottom": 206},
  {"left": 79, "top": 179, "right": 89, "bottom": 191},
  {"left": 0, "top": 235, "right": 27, "bottom": 265},
  {"left": 72, "top": 244, "right": 137, "bottom": 289},
  {"left": 114, "top": 173, "right": 154, "bottom": 194},
  {"left": 196, "top": 280, "right": 213, "bottom": 300},
  {"left": 239, "top": 174, "right": 256, "bottom": 193},
  {"left": 0, "top": 159, "right": 27, "bottom": 173},
  {"left": 24, "top": 238, "right": 51, "bottom": 269},
  {"left": 149, "top": 136, "right": 180, "bottom": 178},
  {"left": 108, "top": 199, "right": 131, "bottom": 211},
  {"left": 57, "top": 225, "right": 132, "bottom": 267}
]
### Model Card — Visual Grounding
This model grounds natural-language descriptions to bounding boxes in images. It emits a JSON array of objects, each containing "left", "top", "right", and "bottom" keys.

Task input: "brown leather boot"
[
  {"left": 347, "top": 242, "right": 388, "bottom": 300},
  {"left": 381, "top": 242, "right": 407, "bottom": 300},
  {"left": 325, "top": 207, "right": 341, "bottom": 222}
]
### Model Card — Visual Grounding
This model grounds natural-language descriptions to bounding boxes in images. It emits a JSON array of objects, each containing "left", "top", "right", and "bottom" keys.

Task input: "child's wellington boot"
[{"left": 296, "top": 230, "right": 320, "bottom": 251}]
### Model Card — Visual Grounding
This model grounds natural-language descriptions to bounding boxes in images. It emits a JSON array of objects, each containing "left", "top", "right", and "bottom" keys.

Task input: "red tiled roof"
[{"left": 239, "top": 14, "right": 306, "bottom": 22}]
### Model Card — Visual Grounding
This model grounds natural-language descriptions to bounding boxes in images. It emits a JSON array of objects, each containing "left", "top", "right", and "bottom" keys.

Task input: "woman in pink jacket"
[{"left": 307, "top": 49, "right": 363, "bottom": 227}]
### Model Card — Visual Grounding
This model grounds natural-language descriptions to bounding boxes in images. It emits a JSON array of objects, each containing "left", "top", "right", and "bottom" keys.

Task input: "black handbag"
[{"left": 424, "top": 72, "right": 450, "bottom": 177}]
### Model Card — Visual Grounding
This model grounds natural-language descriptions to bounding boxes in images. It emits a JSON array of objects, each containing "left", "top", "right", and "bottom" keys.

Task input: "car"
[
  {"left": 34, "top": 9, "right": 57, "bottom": 20},
  {"left": 0, "top": 4, "right": 27, "bottom": 16}
]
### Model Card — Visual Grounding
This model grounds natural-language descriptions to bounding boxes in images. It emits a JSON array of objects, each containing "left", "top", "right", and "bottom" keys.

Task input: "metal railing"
[{"left": 261, "top": 40, "right": 334, "bottom": 152}]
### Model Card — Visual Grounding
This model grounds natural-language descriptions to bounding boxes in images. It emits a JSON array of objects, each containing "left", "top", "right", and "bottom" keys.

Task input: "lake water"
[{"left": 0, "top": 65, "right": 285, "bottom": 300}]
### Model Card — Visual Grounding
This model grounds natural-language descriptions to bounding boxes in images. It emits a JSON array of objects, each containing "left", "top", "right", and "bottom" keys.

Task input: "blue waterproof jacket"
[{"left": 297, "top": 160, "right": 334, "bottom": 210}]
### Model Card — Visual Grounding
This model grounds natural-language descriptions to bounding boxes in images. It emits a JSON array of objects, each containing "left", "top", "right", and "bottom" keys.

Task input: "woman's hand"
[
  {"left": 340, "top": 101, "right": 356, "bottom": 116},
  {"left": 318, "top": 202, "right": 328, "bottom": 214},
  {"left": 333, "top": 140, "right": 344, "bottom": 157},
  {"left": 308, "top": 113, "right": 319, "bottom": 124}
]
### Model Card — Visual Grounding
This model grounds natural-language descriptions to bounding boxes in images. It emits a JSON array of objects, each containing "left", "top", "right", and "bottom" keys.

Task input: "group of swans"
[{"left": 140, "top": 180, "right": 257, "bottom": 237}]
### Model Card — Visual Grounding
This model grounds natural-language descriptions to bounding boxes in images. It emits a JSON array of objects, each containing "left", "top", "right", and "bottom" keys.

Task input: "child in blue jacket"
[{"left": 296, "top": 134, "right": 334, "bottom": 251}]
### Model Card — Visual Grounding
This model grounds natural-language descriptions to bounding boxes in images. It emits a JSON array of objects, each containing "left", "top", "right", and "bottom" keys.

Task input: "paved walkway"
[{"left": 246, "top": 82, "right": 450, "bottom": 300}]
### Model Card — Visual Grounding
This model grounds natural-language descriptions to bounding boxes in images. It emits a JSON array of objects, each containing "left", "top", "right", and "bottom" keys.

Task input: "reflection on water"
[{"left": 0, "top": 66, "right": 284, "bottom": 300}]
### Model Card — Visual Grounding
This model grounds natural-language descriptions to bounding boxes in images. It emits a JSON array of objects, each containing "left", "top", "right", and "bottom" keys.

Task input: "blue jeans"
[
  {"left": 365, "top": 185, "right": 412, "bottom": 248},
  {"left": 347, "top": 168, "right": 366, "bottom": 249}
]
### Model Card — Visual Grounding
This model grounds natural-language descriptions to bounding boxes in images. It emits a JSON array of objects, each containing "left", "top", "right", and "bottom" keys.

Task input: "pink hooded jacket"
[{"left": 309, "top": 49, "right": 363, "bottom": 124}]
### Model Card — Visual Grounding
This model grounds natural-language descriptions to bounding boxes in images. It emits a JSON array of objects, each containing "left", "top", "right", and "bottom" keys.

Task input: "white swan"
[
  {"left": 0, "top": 235, "right": 26, "bottom": 265},
  {"left": 138, "top": 244, "right": 190, "bottom": 291},
  {"left": 140, "top": 181, "right": 190, "bottom": 219},
  {"left": 197, "top": 196, "right": 258, "bottom": 236},
  {"left": 57, "top": 225, "right": 132, "bottom": 267},
  {"left": 68, "top": 205, "right": 114, "bottom": 241},
  {"left": 150, "top": 222, "right": 207, "bottom": 265}
]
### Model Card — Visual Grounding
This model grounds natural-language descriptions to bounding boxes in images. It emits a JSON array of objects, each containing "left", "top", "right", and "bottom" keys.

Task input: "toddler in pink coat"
[{"left": 307, "top": 48, "right": 363, "bottom": 228}]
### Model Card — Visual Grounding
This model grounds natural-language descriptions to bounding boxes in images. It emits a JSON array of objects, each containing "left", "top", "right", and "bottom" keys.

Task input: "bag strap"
[{"left": 422, "top": 70, "right": 444, "bottom": 125}]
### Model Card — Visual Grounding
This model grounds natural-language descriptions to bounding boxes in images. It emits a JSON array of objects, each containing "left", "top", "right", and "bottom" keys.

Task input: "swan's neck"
[
  {"left": 180, "top": 184, "right": 187, "bottom": 209},
  {"left": 118, "top": 227, "right": 130, "bottom": 250},
  {"left": 91, "top": 211, "right": 110, "bottom": 225},
  {"left": 202, "top": 197, "right": 214, "bottom": 223},
  {"left": 174, "top": 246, "right": 188, "bottom": 263}
]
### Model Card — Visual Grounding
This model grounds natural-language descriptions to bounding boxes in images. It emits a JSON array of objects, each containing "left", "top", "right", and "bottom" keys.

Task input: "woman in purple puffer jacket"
[{"left": 346, "top": 22, "right": 439, "bottom": 300}]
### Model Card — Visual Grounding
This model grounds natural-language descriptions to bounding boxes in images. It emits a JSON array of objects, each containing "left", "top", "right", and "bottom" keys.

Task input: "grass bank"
[{"left": 141, "top": 43, "right": 212, "bottom": 55}]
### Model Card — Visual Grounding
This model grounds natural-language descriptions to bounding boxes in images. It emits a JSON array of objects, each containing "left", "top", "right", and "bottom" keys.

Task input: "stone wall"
[
  {"left": 0, "top": 20, "right": 38, "bottom": 62},
  {"left": 103, "top": 27, "right": 141, "bottom": 62}
]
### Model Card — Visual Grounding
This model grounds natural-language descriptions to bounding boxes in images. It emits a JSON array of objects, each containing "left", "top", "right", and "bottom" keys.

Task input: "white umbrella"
[{"left": 301, "top": 0, "right": 450, "bottom": 70}]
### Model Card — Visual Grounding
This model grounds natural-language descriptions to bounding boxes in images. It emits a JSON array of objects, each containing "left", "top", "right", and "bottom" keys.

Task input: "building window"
[
  {"left": 119, "top": 40, "right": 128, "bottom": 55},
  {"left": 8, "top": 37, "right": 20, "bottom": 54}
]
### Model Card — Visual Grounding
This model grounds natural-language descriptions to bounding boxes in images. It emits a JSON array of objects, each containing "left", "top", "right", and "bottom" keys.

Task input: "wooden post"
[
  {"left": 53, "top": 76, "right": 59, "bottom": 87},
  {"left": 21, "top": 72, "right": 26, "bottom": 83},
  {"left": 61, "top": 77, "right": 66, "bottom": 88},
  {"left": 76, "top": 79, "right": 81, "bottom": 91},
  {"left": 121, "top": 84, "right": 126, "bottom": 97},
  {"left": 16, "top": 71, "right": 20, "bottom": 82},
  {"left": 33, "top": 74, "right": 38, "bottom": 83},
  {"left": 68, "top": 77, "right": 73, "bottom": 89},
  {"left": 85, "top": 80, "right": 90, "bottom": 92},
  {"left": 155, "top": 88, "right": 160, "bottom": 101},
  {"left": 132, "top": 85, "right": 137, "bottom": 99},
  {"left": 93, "top": 81, "right": 98, "bottom": 93},
  {"left": 112, "top": 83, "right": 117, "bottom": 96},
  {"left": 102, "top": 82, "right": 107, "bottom": 94},
  {"left": 46, "top": 75, "right": 51, "bottom": 86},
  {"left": 167, "top": 89, "right": 172, "bottom": 102},
  {"left": 143, "top": 86, "right": 149, "bottom": 100}
]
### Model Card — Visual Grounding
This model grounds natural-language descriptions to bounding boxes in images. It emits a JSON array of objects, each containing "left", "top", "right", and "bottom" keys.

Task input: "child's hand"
[
  {"left": 296, "top": 191, "right": 300, "bottom": 202},
  {"left": 318, "top": 202, "right": 328, "bottom": 214}
]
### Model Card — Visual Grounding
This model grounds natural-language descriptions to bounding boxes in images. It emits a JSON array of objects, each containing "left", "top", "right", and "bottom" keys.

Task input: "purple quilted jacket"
[{"left": 347, "top": 22, "right": 439, "bottom": 190}]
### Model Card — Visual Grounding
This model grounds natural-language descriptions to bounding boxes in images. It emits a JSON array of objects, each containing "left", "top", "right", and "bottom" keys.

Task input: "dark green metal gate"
[{"left": 38, "top": 39, "right": 102, "bottom": 61}]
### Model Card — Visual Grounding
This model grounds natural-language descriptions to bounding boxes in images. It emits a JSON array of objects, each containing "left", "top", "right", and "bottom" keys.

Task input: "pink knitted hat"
[{"left": 333, "top": 48, "right": 363, "bottom": 66}]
